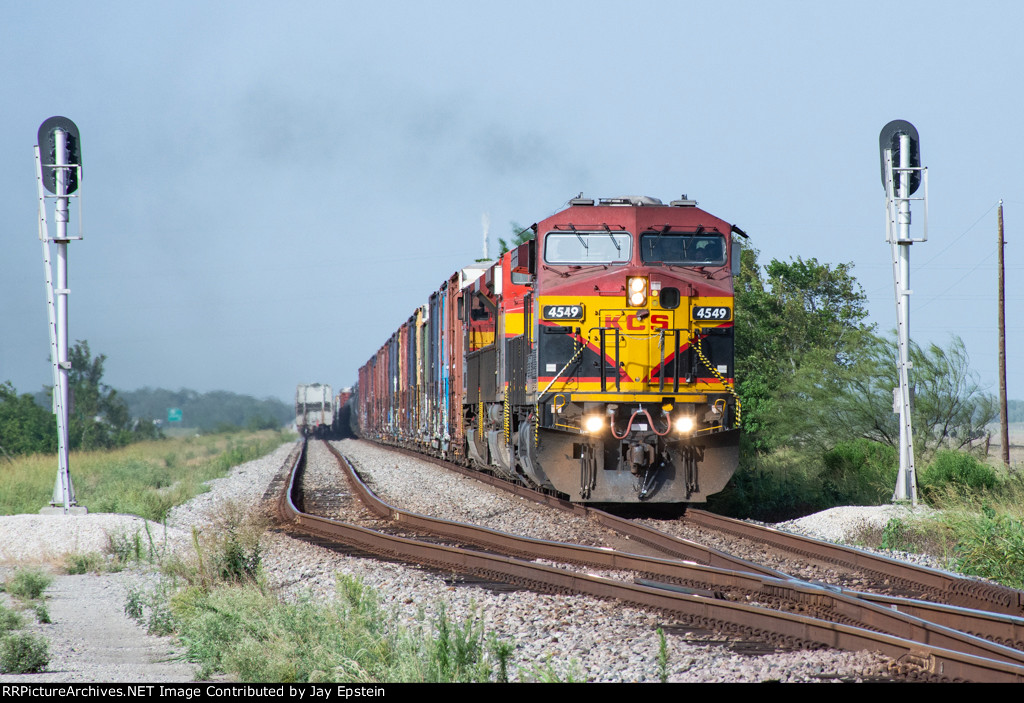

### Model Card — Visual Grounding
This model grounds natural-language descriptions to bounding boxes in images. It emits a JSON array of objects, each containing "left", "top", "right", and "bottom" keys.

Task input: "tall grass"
[
  {"left": 116, "top": 501, "right": 517, "bottom": 683},
  {"left": 712, "top": 441, "right": 1024, "bottom": 590},
  {"left": 919, "top": 477, "right": 1024, "bottom": 589},
  {"left": 0, "top": 430, "right": 289, "bottom": 520},
  {"left": 135, "top": 563, "right": 516, "bottom": 683},
  {"left": 168, "top": 577, "right": 515, "bottom": 683}
]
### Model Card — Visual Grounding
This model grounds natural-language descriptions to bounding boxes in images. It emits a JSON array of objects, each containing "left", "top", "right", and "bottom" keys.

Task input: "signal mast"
[
  {"left": 879, "top": 120, "right": 928, "bottom": 506},
  {"left": 35, "top": 116, "right": 86, "bottom": 515}
]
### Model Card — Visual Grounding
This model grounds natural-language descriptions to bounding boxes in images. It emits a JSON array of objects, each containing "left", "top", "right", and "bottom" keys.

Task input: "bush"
[
  {"left": 33, "top": 603, "right": 50, "bottom": 624},
  {"left": 0, "top": 632, "right": 49, "bottom": 674},
  {"left": 706, "top": 451, "right": 821, "bottom": 521},
  {"left": 5, "top": 568, "right": 52, "bottom": 601},
  {"left": 940, "top": 509, "right": 1024, "bottom": 589},
  {"left": 820, "top": 439, "right": 898, "bottom": 505},
  {"left": 920, "top": 450, "right": 997, "bottom": 498},
  {"left": 0, "top": 605, "right": 23, "bottom": 632}
]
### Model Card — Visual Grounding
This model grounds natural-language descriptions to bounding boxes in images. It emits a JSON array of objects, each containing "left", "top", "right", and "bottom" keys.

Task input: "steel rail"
[
  {"left": 320, "top": 441, "right": 1024, "bottom": 667},
  {"left": 367, "top": 440, "right": 789, "bottom": 578},
  {"left": 360, "top": 438, "right": 1024, "bottom": 626},
  {"left": 273, "top": 441, "right": 1024, "bottom": 681},
  {"left": 851, "top": 592, "right": 1024, "bottom": 652},
  {"left": 684, "top": 508, "right": 1024, "bottom": 618}
]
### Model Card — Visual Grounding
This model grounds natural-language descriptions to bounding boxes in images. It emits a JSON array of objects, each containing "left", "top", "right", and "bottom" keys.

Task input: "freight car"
[
  {"left": 334, "top": 387, "right": 353, "bottom": 438},
  {"left": 295, "top": 383, "right": 334, "bottom": 438},
  {"left": 352, "top": 195, "right": 743, "bottom": 503}
]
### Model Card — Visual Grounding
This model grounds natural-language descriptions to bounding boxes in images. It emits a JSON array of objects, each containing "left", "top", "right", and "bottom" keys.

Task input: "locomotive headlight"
[
  {"left": 584, "top": 415, "right": 605, "bottom": 433},
  {"left": 627, "top": 276, "right": 648, "bottom": 307},
  {"left": 674, "top": 416, "right": 695, "bottom": 434}
]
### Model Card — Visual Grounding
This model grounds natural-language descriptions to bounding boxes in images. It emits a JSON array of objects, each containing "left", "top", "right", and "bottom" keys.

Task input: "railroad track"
[
  {"left": 364, "top": 438, "right": 1024, "bottom": 621},
  {"left": 271, "top": 439, "right": 1024, "bottom": 682},
  {"left": 681, "top": 508, "right": 1024, "bottom": 618}
]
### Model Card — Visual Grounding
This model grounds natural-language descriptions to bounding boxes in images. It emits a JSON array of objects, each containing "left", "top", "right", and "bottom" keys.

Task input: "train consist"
[
  {"left": 351, "top": 195, "right": 744, "bottom": 503},
  {"left": 295, "top": 383, "right": 335, "bottom": 438}
]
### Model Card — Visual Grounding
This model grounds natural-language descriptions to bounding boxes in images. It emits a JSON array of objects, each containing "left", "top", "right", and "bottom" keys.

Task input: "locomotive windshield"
[
  {"left": 640, "top": 232, "right": 727, "bottom": 266},
  {"left": 544, "top": 232, "right": 632, "bottom": 265}
]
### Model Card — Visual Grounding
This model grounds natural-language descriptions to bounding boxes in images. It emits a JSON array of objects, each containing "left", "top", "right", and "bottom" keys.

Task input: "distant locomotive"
[
  {"left": 352, "top": 195, "right": 744, "bottom": 503},
  {"left": 295, "top": 383, "right": 335, "bottom": 438}
]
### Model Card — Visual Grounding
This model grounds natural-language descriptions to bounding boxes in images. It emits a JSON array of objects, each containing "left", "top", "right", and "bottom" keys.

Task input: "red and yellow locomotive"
[{"left": 354, "top": 195, "right": 742, "bottom": 503}]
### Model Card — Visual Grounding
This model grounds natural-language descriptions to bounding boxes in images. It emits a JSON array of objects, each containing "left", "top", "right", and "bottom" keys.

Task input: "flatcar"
[
  {"left": 295, "top": 383, "right": 334, "bottom": 438},
  {"left": 352, "top": 195, "right": 743, "bottom": 503}
]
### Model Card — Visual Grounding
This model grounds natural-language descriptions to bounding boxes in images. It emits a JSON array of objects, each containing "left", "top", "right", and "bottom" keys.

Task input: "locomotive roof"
[{"left": 537, "top": 195, "right": 734, "bottom": 237}]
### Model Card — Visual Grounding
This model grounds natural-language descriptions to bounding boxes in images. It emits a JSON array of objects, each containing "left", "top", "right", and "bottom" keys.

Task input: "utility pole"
[{"left": 998, "top": 200, "right": 1009, "bottom": 467}]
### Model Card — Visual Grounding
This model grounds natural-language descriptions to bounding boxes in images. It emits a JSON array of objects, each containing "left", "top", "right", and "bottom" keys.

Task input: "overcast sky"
[{"left": 1, "top": 1, "right": 1021, "bottom": 405}]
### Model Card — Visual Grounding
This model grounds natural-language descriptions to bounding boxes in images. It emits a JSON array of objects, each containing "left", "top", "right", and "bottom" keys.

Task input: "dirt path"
[{"left": 0, "top": 571, "right": 197, "bottom": 683}]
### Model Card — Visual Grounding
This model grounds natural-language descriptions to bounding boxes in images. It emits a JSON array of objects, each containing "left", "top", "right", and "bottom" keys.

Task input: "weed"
[
  {"left": 124, "top": 587, "right": 145, "bottom": 622},
  {"left": 64, "top": 552, "right": 105, "bottom": 575},
  {"left": 161, "top": 504, "right": 265, "bottom": 591},
  {"left": 163, "top": 572, "right": 516, "bottom": 683},
  {"left": 106, "top": 525, "right": 164, "bottom": 567},
  {"left": 657, "top": 627, "right": 669, "bottom": 683},
  {"left": 520, "top": 655, "right": 584, "bottom": 683},
  {"left": 490, "top": 637, "right": 514, "bottom": 684},
  {"left": 0, "top": 632, "right": 49, "bottom": 674},
  {"left": 33, "top": 603, "right": 50, "bottom": 624},
  {"left": 123, "top": 584, "right": 176, "bottom": 635},
  {"left": 427, "top": 603, "right": 491, "bottom": 682},
  {"left": 107, "top": 529, "right": 144, "bottom": 564},
  {"left": 218, "top": 525, "right": 261, "bottom": 583},
  {"left": 146, "top": 600, "right": 176, "bottom": 636},
  {"left": 880, "top": 518, "right": 913, "bottom": 551},
  {"left": 5, "top": 568, "right": 52, "bottom": 601}
]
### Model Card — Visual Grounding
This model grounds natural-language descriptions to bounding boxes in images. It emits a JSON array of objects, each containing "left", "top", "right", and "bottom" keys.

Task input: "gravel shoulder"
[
  {"left": 0, "top": 571, "right": 196, "bottom": 683},
  {"left": 0, "top": 442, "right": 296, "bottom": 684},
  {"left": 0, "top": 440, "right": 907, "bottom": 683}
]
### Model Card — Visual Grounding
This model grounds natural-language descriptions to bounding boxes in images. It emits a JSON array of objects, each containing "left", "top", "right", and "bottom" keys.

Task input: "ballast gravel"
[{"left": 0, "top": 439, "right": 911, "bottom": 683}]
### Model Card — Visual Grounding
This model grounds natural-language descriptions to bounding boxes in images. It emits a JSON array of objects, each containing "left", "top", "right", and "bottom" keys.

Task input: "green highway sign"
[{"left": 168, "top": 408, "right": 183, "bottom": 422}]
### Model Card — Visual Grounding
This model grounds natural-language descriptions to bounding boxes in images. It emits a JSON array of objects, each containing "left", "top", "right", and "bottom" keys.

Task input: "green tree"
[
  {"left": 911, "top": 337, "right": 998, "bottom": 455},
  {"left": 497, "top": 221, "right": 534, "bottom": 255},
  {"left": 773, "top": 330, "right": 997, "bottom": 460},
  {"left": 0, "top": 383, "right": 56, "bottom": 457},
  {"left": 119, "top": 387, "right": 291, "bottom": 432},
  {"left": 66, "top": 341, "right": 160, "bottom": 450},
  {"left": 733, "top": 248, "right": 872, "bottom": 453}
]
